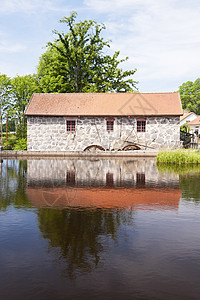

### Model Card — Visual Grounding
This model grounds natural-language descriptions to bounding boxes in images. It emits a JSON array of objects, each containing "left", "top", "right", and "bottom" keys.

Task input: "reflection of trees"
[
  {"left": 180, "top": 174, "right": 200, "bottom": 201},
  {"left": 156, "top": 163, "right": 200, "bottom": 201},
  {"left": 0, "top": 160, "right": 30, "bottom": 211},
  {"left": 156, "top": 163, "right": 200, "bottom": 175},
  {"left": 37, "top": 208, "right": 133, "bottom": 279}
]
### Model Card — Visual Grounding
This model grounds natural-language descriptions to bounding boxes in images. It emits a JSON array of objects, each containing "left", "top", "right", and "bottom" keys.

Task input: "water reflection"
[
  {"left": 38, "top": 208, "right": 132, "bottom": 279},
  {"left": 1, "top": 159, "right": 200, "bottom": 299},
  {"left": 0, "top": 159, "right": 30, "bottom": 210},
  {"left": 26, "top": 158, "right": 181, "bottom": 278},
  {"left": 157, "top": 163, "right": 200, "bottom": 202},
  {"left": 27, "top": 158, "right": 181, "bottom": 210}
]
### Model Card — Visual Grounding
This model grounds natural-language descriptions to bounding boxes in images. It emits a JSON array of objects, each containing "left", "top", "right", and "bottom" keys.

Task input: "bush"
[
  {"left": 13, "top": 138, "right": 27, "bottom": 150},
  {"left": 2, "top": 134, "right": 17, "bottom": 150}
]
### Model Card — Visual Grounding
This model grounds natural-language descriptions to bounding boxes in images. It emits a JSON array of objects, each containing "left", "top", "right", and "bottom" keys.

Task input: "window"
[
  {"left": 66, "top": 170, "right": 76, "bottom": 185},
  {"left": 137, "top": 120, "right": 146, "bottom": 132},
  {"left": 107, "top": 120, "right": 114, "bottom": 131},
  {"left": 136, "top": 173, "right": 145, "bottom": 186},
  {"left": 106, "top": 172, "right": 114, "bottom": 186},
  {"left": 66, "top": 120, "right": 76, "bottom": 132}
]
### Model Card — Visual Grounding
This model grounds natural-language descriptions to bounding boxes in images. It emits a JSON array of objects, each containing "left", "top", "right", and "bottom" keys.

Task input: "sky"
[{"left": 0, "top": 0, "right": 200, "bottom": 92}]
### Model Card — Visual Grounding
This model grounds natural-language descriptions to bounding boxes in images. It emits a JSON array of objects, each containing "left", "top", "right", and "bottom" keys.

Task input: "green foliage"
[
  {"left": 180, "top": 123, "right": 188, "bottom": 133},
  {"left": 179, "top": 78, "right": 200, "bottom": 114},
  {"left": 0, "top": 73, "right": 39, "bottom": 142},
  {"left": 0, "top": 74, "right": 13, "bottom": 129},
  {"left": 156, "top": 149, "right": 200, "bottom": 164},
  {"left": 13, "top": 138, "right": 27, "bottom": 150},
  {"left": 37, "top": 12, "right": 138, "bottom": 93},
  {"left": 2, "top": 120, "right": 15, "bottom": 132},
  {"left": 10, "top": 74, "right": 39, "bottom": 138},
  {"left": 2, "top": 133, "right": 17, "bottom": 150}
]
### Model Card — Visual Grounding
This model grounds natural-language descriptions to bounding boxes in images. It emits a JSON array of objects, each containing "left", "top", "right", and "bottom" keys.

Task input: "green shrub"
[
  {"left": 2, "top": 134, "right": 17, "bottom": 150},
  {"left": 13, "top": 138, "right": 27, "bottom": 150}
]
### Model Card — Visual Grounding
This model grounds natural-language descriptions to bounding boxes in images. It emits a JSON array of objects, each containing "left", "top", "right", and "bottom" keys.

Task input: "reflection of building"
[
  {"left": 27, "top": 158, "right": 181, "bottom": 211},
  {"left": 27, "top": 158, "right": 179, "bottom": 188},
  {"left": 25, "top": 93, "right": 182, "bottom": 151},
  {"left": 27, "top": 186, "right": 181, "bottom": 211}
]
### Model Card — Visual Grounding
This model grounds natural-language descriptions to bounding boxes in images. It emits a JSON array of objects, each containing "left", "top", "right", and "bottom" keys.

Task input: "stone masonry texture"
[{"left": 27, "top": 116, "right": 180, "bottom": 151}]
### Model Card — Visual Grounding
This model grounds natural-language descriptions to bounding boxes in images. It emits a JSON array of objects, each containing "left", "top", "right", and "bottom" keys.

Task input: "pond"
[{"left": 0, "top": 158, "right": 200, "bottom": 300}]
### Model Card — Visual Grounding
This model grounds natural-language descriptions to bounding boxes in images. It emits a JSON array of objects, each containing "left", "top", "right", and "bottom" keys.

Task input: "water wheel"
[
  {"left": 122, "top": 144, "right": 141, "bottom": 151},
  {"left": 84, "top": 145, "right": 105, "bottom": 152}
]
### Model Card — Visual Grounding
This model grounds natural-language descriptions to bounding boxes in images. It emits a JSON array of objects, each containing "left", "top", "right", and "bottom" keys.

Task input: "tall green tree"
[
  {"left": 179, "top": 78, "right": 200, "bottom": 114},
  {"left": 0, "top": 74, "right": 13, "bottom": 135},
  {"left": 10, "top": 74, "right": 39, "bottom": 137},
  {"left": 37, "top": 12, "right": 137, "bottom": 93}
]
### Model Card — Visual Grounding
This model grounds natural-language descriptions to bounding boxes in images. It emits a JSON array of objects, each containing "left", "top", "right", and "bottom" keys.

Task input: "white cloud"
[
  {"left": 0, "top": 39, "right": 25, "bottom": 53},
  {"left": 85, "top": 0, "right": 200, "bottom": 91},
  {"left": 0, "top": 0, "right": 70, "bottom": 14},
  {"left": 0, "top": 44, "right": 25, "bottom": 53}
]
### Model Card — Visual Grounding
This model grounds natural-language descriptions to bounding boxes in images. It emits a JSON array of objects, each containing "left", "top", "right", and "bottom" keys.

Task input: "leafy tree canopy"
[
  {"left": 10, "top": 74, "right": 40, "bottom": 138},
  {"left": 10, "top": 74, "right": 39, "bottom": 121},
  {"left": 0, "top": 74, "right": 13, "bottom": 121},
  {"left": 37, "top": 12, "right": 138, "bottom": 93},
  {"left": 0, "top": 74, "right": 39, "bottom": 139},
  {"left": 179, "top": 78, "right": 200, "bottom": 114}
]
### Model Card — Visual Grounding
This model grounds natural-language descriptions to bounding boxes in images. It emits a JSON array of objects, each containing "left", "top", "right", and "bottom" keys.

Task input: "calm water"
[{"left": 0, "top": 158, "right": 200, "bottom": 300}]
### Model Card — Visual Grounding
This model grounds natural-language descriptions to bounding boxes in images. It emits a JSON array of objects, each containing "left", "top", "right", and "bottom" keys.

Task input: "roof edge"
[
  {"left": 24, "top": 93, "right": 35, "bottom": 115},
  {"left": 26, "top": 114, "right": 183, "bottom": 117}
]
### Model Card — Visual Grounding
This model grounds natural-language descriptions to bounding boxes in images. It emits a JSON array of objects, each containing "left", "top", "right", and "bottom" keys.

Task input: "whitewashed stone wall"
[{"left": 27, "top": 116, "right": 180, "bottom": 151}]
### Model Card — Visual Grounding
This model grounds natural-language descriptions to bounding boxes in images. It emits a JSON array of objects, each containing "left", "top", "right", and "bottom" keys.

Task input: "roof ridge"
[{"left": 32, "top": 92, "right": 179, "bottom": 95}]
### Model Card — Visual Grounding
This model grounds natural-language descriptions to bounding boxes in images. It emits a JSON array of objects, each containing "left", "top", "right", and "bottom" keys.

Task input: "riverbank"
[
  {"left": 0, "top": 150, "right": 158, "bottom": 158},
  {"left": 156, "top": 149, "right": 200, "bottom": 164}
]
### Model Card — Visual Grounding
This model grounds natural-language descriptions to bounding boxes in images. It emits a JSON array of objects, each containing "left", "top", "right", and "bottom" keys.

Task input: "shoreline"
[{"left": 0, "top": 150, "right": 158, "bottom": 158}]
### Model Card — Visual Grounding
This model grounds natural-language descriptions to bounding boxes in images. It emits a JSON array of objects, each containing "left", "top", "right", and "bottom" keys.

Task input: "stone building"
[{"left": 25, "top": 92, "right": 183, "bottom": 151}]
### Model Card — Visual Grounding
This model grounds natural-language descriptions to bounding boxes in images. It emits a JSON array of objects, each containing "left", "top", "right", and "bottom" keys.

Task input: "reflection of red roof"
[
  {"left": 27, "top": 187, "right": 181, "bottom": 211},
  {"left": 25, "top": 92, "right": 182, "bottom": 116}
]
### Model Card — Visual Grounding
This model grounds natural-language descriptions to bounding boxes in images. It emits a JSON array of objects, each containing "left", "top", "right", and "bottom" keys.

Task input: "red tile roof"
[{"left": 25, "top": 92, "right": 183, "bottom": 116}]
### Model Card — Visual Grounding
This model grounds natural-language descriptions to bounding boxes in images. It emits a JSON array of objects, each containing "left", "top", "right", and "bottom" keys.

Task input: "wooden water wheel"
[
  {"left": 122, "top": 144, "right": 141, "bottom": 151},
  {"left": 84, "top": 145, "right": 105, "bottom": 152}
]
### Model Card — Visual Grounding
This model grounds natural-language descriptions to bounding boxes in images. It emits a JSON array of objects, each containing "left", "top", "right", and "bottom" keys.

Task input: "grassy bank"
[{"left": 156, "top": 149, "right": 200, "bottom": 164}]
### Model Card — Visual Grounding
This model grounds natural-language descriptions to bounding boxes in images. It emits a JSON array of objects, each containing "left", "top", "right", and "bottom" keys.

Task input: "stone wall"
[{"left": 27, "top": 116, "right": 180, "bottom": 151}]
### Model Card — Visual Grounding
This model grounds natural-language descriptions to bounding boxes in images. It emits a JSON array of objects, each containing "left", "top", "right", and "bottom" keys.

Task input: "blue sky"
[{"left": 0, "top": 0, "right": 200, "bottom": 92}]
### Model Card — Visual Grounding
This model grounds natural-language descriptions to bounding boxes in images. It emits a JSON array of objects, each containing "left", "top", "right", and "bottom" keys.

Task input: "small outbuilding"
[
  {"left": 186, "top": 116, "right": 200, "bottom": 135},
  {"left": 25, "top": 92, "right": 183, "bottom": 151},
  {"left": 180, "top": 111, "right": 197, "bottom": 126}
]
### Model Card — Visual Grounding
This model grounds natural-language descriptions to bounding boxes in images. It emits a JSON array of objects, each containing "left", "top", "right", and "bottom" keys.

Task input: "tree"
[
  {"left": 0, "top": 74, "right": 13, "bottom": 142},
  {"left": 37, "top": 12, "right": 137, "bottom": 93},
  {"left": 10, "top": 74, "right": 39, "bottom": 138},
  {"left": 179, "top": 78, "right": 200, "bottom": 114}
]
